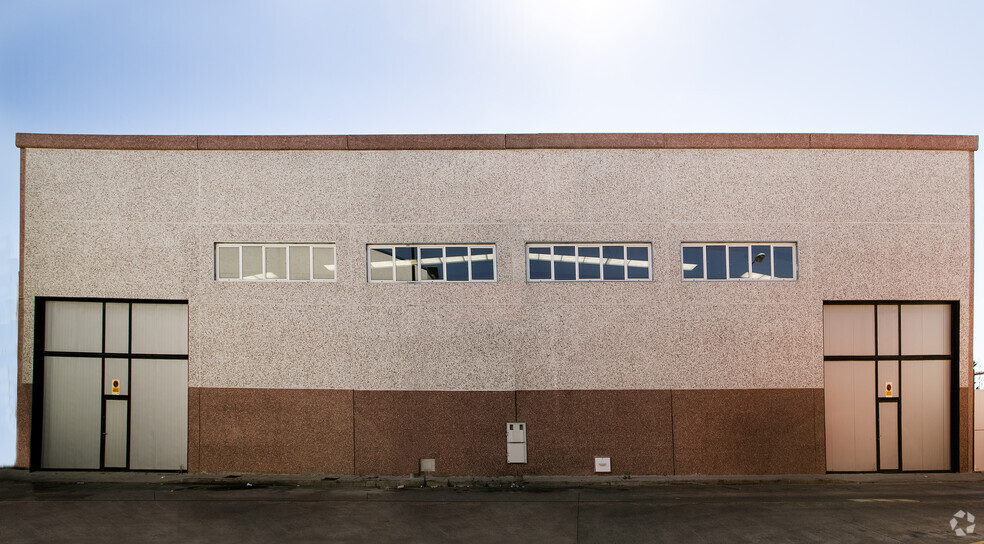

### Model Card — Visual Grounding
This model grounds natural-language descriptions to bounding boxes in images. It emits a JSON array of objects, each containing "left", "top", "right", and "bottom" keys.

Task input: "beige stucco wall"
[{"left": 20, "top": 147, "right": 973, "bottom": 391}]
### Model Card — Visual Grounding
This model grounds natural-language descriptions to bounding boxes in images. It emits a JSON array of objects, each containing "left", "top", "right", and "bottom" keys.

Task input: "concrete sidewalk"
[{"left": 3, "top": 467, "right": 983, "bottom": 489}]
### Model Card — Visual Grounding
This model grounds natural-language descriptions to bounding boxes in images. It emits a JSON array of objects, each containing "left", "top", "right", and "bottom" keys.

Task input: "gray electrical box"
[{"left": 507, "top": 422, "right": 527, "bottom": 464}]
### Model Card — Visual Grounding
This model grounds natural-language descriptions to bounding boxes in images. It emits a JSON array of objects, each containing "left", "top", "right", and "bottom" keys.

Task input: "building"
[{"left": 14, "top": 132, "right": 978, "bottom": 475}]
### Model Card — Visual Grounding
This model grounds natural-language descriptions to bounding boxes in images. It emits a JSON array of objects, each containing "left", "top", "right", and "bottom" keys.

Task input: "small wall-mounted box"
[
  {"left": 420, "top": 458, "right": 436, "bottom": 473},
  {"left": 507, "top": 422, "right": 527, "bottom": 464},
  {"left": 595, "top": 457, "right": 611, "bottom": 473}
]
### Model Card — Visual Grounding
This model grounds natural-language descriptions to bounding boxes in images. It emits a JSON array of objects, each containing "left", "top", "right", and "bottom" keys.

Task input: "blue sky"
[{"left": 0, "top": 0, "right": 981, "bottom": 466}]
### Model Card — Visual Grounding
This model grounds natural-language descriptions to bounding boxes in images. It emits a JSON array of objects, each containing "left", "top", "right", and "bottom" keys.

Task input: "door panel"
[
  {"left": 878, "top": 403, "right": 899, "bottom": 470},
  {"left": 129, "top": 359, "right": 188, "bottom": 470},
  {"left": 824, "top": 361, "right": 876, "bottom": 471},
  {"left": 901, "top": 360, "right": 950, "bottom": 470},
  {"left": 103, "top": 400, "right": 128, "bottom": 468},
  {"left": 41, "top": 357, "right": 101, "bottom": 469}
]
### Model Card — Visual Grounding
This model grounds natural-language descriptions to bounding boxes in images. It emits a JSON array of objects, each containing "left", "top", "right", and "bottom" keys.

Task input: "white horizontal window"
[
  {"left": 215, "top": 243, "right": 336, "bottom": 281},
  {"left": 368, "top": 244, "right": 496, "bottom": 282},
  {"left": 680, "top": 242, "right": 797, "bottom": 281},
  {"left": 527, "top": 243, "right": 652, "bottom": 281}
]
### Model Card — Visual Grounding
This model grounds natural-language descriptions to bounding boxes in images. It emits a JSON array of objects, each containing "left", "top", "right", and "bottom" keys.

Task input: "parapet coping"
[{"left": 15, "top": 133, "right": 979, "bottom": 151}]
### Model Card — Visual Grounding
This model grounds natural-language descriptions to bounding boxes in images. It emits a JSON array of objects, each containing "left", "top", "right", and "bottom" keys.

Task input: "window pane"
[
  {"left": 395, "top": 247, "right": 417, "bottom": 281},
  {"left": 370, "top": 248, "right": 393, "bottom": 281},
  {"left": 420, "top": 248, "right": 444, "bottom": 280},
  {"left": 217, "top": 246, "right": 240, "bottom": 279},
  {"left": 312, "top": 247, "right": 335, "bottom": 280},
  {"left": 626, "top": 246, "right": 650, "bottom": 279},
  {"left": 242, "top": 246, "right": 263, "bottom": 280},
  {"left": 289, "top": 246, "right": 311, "bottom": 280},
  {"left": 729, "top": 246, "right": 749, "bottom": 279},
  {"left": 682, "top": 247, "right": 704, "bottom": 279},
  {"left": 528, "top": 247, "right": 551, "bottom": 280},
  {"left": 471, "top": 247, "right": 494, "bottom": 280},
  {"left": 706, "top": 245, "right": 726, "bottom": 279},
  {"left": 774, "top": 246, "right": 794, "bottom": 278},
  {"left": 265, "top": 247, "right": 287, "bottom": 279},
  {"left": 446, "top": 247, "right": 469, "bottom": 281},
  {"left": 578, "top": 246, "right": 600, "bottom": 279},
  {"left": 751, "top": 245, "right": 771, "bottom": 279},
  {"left": 603, "top": 246, "right": 625, "bottom": 280},
  {"left": 553, "top": 246, "right": 575, "bottom": 280}
]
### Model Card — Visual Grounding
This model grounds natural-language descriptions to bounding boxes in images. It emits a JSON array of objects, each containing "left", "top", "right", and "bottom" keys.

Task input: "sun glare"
[{"left": 509, "top": 0, "right": 662, "bottom": 60}]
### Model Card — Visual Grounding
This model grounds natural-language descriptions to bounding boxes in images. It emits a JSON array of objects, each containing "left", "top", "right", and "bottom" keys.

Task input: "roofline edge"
[{"left": 14, "top": 133, "right": 979, "bottom": 151}]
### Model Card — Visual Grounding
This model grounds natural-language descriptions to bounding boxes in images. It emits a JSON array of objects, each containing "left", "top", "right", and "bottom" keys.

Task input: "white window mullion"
[
  {"left": 387, "top": 246, "right": 393, "bottom": 282},
  {"left": 747, "top": 245, "right": 752, "bottom": 281},
  {"left": 261, "top": 246, "right": 266, "bottom": 281},
  {"left": 623, "top": 245, "right": 629, "bottom": 280},
  {"left": 702, "top": 245, "right": 708, "bottom": 280},
  {"left": 724, "top": 244, "right": 730, "bottom": 280},
  {"left": 770, "top": 245, "right": 775, "bottom": 279}
]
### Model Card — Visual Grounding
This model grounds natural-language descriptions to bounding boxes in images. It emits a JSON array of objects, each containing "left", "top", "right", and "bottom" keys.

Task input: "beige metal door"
[
  {"left": 38, "top": 299, "right": 189, "bottom": 471},
  {"left": 824, "top": 361, "right": 876, "bottom": 471},
  {"left": 823, "top": 303, "right": 953, "bottom": 473},
  {"left": 901, "top": 360, "right": 950, "bottom": 470}
]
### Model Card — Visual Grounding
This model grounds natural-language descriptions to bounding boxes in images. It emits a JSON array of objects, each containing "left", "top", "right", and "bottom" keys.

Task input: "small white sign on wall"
[{"left": 595, "top": 457, "right": 611, "bottom": 473}]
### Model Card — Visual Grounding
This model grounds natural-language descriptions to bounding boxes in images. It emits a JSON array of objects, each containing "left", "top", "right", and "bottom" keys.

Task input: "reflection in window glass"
[
  {"left": 312, "top": 247, "right": 336, "bottom": 280},
  {"left": 528, "top": 247, "right": 551, "bottom": 280},
  {"left": 289, "top": 246, "right": 311, "bottom": 280},
  {"left": 217, "top": 246, "right": 239, "bottom": 279},
  {"left": 527, "top": 243, "right": 651, "bottom": 281},
  {"left": 578, "top": 246, "right": 600, "bottom": 279},
  {"left": 774, "top": 246, "right": 794, "bottom": 279},
  {"left": 395, "top": 247, "right": 417, "bottom": 281},
  {"left": 680, "top": 243, "right": 797, "bottom": 281},
  {"left": 751, "top": 245, "right": 771, "bottom": 279},
  {"left": 602, "top": 246, "right": 625, "bottom": 280},
  {"left": 706, "top": 245, "right": 726, "bottom": 280},
  {"left": 470, "top": 247, "right": 495, "bottom": 280},
  {"left": 681, "top": 247, "right": 703, "bottom": 279},
  {"left": 217, "top": 243, "right": 337, "bottom": 281},
  {"left": 265, "top": 247, "right": 287, "bottom": 279},
  {"left": 242, "top": 246, "right": 263, "bottom": 280},
  {"left": 446, "top": 246, "right": 469, "bottom": 281},
  {"left": 626, "top": 246, "right": 650, "bottom": 279},
  {"left": 368, "top": 245, "right": 496, "bottom": 282},
  {"left": 729, "top": 246, "right": 749, "bottom": 279},
  {"left": 420, "top": 248, "right": 444, "bottom": 280},
  {"left": 370, "top": 248, "right": 393, "bottom": 281},
  {"left": 553, "top": 246, "right": 576, "bottom": 280}
]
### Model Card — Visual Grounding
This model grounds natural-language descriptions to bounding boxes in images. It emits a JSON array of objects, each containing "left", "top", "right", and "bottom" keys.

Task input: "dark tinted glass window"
[
  {"left": 626, "top": 246, "right": 649, "bottom": 279},
  {"left": 395, "top": 247, "right": 417, "bottom": 281},
  {"left": 729, "top": 246, "right": 749, "bottom": 279},
  {"left": 419, "top": 248, "right": 444, "bottom": 280},
  {"left": 471, "top": 247, "right": 495, "bottom": 280},
  {"left": 682, "top": 247, "right": 704, "bottom": 279},
  {"left": 773, "top": 246, "right": 794, "bottom": 278},
  {"left": 706, "top": 245, "right": 726, "bottom": 279},
  {"left": 528, "top": 247, "right": 551, "bottom": 279},
  {"left": 446, "top": 246, "right": 468, "bottom": 281},
  {"left": 602, "top": 246, "right": 625, "bottom": 280},
  {"left": 751, "top": 245, "right": 771, "bottom": 278},
  {"left": 553, "top": 246, "right": 576, "bottom": 280},
  {"left": 578, "top": 246, "right": 600, "bottom": 279}
]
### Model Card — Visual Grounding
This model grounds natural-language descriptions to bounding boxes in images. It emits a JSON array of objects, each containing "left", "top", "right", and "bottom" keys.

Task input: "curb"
[{"left": 3, "top": 468, "right": 983, "bottom": 489}]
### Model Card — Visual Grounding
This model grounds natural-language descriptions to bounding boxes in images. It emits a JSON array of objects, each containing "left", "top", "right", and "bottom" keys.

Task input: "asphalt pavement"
[{"left": 3, "top": 469, "right": 984, "bottom": 543}]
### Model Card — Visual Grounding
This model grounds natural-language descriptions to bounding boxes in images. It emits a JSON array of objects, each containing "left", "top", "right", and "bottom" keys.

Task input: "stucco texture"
[{"left": 20, "top": 147, "right": 973, "bottom": 392}]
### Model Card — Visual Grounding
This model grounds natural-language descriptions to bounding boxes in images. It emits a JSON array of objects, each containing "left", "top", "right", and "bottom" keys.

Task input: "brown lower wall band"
[{"left": 187, "top": 387, "right": 830, "bottom": 476}]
